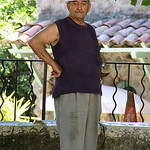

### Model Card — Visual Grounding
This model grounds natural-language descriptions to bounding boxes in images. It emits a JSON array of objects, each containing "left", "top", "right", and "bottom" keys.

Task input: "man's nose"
[{"left": 76, "top": 4, "right": 83, "bottom": 9}]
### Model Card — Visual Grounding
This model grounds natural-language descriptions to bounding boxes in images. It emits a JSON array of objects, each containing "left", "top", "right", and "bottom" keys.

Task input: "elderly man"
[{"left": 28, "top": 0, "right": 102, "bottom": 149}]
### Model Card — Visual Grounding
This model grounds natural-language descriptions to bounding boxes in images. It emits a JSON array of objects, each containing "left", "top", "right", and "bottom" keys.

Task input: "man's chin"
[{"left": 75, "top": 14, "right": 85, "bottom": 19}]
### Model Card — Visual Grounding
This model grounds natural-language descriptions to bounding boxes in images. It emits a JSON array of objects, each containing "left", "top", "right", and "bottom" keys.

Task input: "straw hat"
[{"left": 65, "top": 0, "right": 93, "bottom": 3}]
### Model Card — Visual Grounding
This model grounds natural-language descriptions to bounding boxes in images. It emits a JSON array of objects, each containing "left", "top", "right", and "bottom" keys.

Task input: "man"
[{"left": 28, "top": 0, "right": 102, "bottom": 150}]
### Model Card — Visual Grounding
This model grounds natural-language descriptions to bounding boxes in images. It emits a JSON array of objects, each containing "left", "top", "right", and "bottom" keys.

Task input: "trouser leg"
[
  {"left": 84, "top": 94, "right": 101, "bottom": 150},
  {"left": 55, "top": 93, "right": 81, "bottom": 150},
  {"left": 54, "top": 93, "right": 101, "bottom": 150}
]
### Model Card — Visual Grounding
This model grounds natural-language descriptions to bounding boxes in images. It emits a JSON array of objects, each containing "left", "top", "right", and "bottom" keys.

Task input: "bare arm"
[{"left": 28, "top": 23, "right": 62, "bottom": 77}]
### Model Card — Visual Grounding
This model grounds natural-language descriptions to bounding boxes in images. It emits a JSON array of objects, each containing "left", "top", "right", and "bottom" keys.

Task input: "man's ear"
[
  {"left": 87, "top": 3, "right": 91, "bottom": 13},
  {"left": 67, "top": 2, "right": 70, "bottom": 12}
]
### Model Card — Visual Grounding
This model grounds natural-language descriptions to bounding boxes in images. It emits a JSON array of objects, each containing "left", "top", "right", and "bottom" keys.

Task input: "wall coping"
[
  {"left": 1, "top": 120, "right": 150, "bottom": 127},
  {"left": 100, "top": 121, "right": 150, "bottom": 127}
]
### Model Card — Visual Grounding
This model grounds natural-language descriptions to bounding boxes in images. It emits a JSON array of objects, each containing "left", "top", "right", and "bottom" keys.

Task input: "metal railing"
[
  {"left": 0, "top": 59, "right": 47, "bottom": 122},
  {"left": 0, "top": 59, "right": 150, "bottom": 122},
  {"left": 105, "top": 62, "right": 149, "bottom": 122}
]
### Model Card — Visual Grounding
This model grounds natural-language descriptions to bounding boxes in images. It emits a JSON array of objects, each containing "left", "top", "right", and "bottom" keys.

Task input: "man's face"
[{"left": 67, "top": 0, "right": 91, "bottom": 20}]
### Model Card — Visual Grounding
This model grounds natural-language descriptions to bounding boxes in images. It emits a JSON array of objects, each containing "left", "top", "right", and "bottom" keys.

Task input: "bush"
[
  {"left": 0, "top": 0, "right": 37, "bottom": 39},
  {"left": 0, "top": 0, "right": 37, "bottom": 115},
  {"left": 131, "top": 0, "right": 150, "bottom": 6}
]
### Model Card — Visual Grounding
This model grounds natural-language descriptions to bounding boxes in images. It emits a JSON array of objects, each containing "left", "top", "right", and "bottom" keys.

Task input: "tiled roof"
[
  {"left": 3, "top": 18, "right": 150, "bottom": 48},
  {"left": 3, "top": 20, "right": 53, "bottom": 46}
]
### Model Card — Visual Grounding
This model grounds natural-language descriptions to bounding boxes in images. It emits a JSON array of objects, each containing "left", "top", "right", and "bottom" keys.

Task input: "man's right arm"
[{"left": 28, "top": 23, "right": 62, "bottom": 77}]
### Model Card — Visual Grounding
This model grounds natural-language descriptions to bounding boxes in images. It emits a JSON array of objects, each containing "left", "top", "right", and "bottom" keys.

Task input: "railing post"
[
  {"left": 127, "top": 64, "right": 131, "bottom": 93},
  {"left": 0, "top": 61, "right": 5, "bottom": 121},
  {"left": 140, "top": 64, "right": 146, "bottom": 122},
  {"left": 28, "top": 61, "right": 34, "bottom": 122},
  {"left": 112, "top": 64, "right": 118, "bottom": 122},
  {"left": 42, "top": 62, "right": 47, "bottom": 120},
  {"left": 14, "top": 61, "right": 18, "bottom": 121}
]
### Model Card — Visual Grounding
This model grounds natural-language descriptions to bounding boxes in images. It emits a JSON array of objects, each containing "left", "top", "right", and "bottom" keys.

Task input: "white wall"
[{"left": 36, "top": 0, "right": 150, "bottom": 21}]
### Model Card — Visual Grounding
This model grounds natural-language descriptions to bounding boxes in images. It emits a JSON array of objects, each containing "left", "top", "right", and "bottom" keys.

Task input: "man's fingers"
[
  {"left": 51, "top": 61, "right": 62, "bottom": 77},
  {"left": 51, "top": 71, "right": 61, "bottom": 77}
]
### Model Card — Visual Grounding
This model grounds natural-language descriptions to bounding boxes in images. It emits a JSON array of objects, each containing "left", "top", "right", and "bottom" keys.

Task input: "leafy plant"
[
  {"left": 0, "top": 90, "right": 34, "bottom": 122},
  {"left": 0, "top": 0, "right": 37, "bottom": 39},
  {"left": 130, "top": 0, "right": 150, "bottom": 6},
  {"left": 0, "top": 0, "right": 37, "bottom": 108},
  {"left": 0, "top": 47, "right": 36, "bottom": 103},
  {"left": 115, "top": 0, "right": 150, "bottom": 6}
]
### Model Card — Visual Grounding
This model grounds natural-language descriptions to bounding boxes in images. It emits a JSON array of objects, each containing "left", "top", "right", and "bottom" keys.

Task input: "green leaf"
[
  {"left": 0, "top": 90, "right": 36, "bottom": 122},
  {"left": 141, "top": 0, "right": 150, "bottom": 6},
  {"left": 17, "top": 97, "right": 24, "bottom": 109},
  {"left": 130, "top": 0, "right": 137, "bottom": 6}
]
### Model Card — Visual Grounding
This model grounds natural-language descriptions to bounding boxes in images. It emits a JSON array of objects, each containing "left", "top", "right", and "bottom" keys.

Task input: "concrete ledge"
[
  {"left": 98, "top": 122, "right": 150, "bottom": 150},
  {"left": 0, "top": 121, "right": 150, "bottom": 150},
  {"left": 0, "top": 121, "right": 59, "bottom": 150}
]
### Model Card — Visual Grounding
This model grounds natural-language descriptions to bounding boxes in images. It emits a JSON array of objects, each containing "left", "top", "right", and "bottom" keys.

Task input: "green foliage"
[
  {"left": 0, "top": 46, "right": 36, "bottom": 102},
  {"left": 130, "top": 0, "right": 150, "bottom": 6},
  {"left": 141, "top": 0, "right": 150, "bottom": 6},
  {"left": 0, "top": 0, "right": 37, "bottom": 39},
  {"left": 0, "top": 90, "right": 34, "bottom": 122},
  {"left": 0, "top": 0, "right": 37, "bottom": 110},
  {"left": 0, "top": 0, "right": 37, "bottom": 30},
  {"left": 130, "top": 0, "right": 137, "bottom": 6}
]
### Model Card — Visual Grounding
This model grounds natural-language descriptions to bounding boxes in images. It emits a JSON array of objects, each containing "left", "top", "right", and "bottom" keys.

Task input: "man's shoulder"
[
  {"left": 55, "top": 17, "right": 68, "bottom": 24},
  {"left": 86, "top": 22, "right": 94, "bottom": 29},
  {"left": 86, "top": 23, "right": 96, "bottom": 34}
]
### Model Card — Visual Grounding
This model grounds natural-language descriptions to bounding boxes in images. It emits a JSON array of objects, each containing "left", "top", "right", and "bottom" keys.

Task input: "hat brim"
[{"left": 65, "top": 0, "right": 93, "bottom": 3}]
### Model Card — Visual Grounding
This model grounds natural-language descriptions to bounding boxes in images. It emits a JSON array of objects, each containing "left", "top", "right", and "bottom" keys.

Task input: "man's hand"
[{"left": 51, "top": 61, "right": 62, "bottom": 78}]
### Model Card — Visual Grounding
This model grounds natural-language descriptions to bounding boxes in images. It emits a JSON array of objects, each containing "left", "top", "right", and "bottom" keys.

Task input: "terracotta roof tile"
[
  {"left": 3, "top": 20, "right": 53, "bottom": 45},
  {"left": 115, "top": 27, "right": 135, "bottom": 37},
  {"left": 121, "top": 33, "right": 139, "bottom": 46},
  {"left": 97, "top": 34, "right": 110, "bottom": 44},
  {"left": 143, "top": 29, "right": 150, "bottom": 34},
  {"left": 132, "top": 27, "right": 147, "bottom": 36},
  {"left": 3, "top": 18, "right": 150, "bottom": 48},
  {"left": 107, "top": 34, "right": 124, "bottom": 45},
  {"left": 140, "top": 21, "right": 150, "bottom": 29},
  {"left": 104, "top": 25, "right": 122, "bottom": 36},
  {"left": 147, "top": 40, "right": 150, "bottom": 46},
  {"left": 36, "top": 20, "right": 53, "bottom": 28},
  {"left": 17, "top": 35, "right": 31, "bottom": 44},
  {"left": 22, "top": 25, "right": 43, "bottom": 37},
  {"left": 102, "top": 19, "right": 120, "bottom": 28},
  {"left": 135, "top": 33, "right": 150, "bottom": 43},
  {"left": 95, "top": 26, "right": 109, "bottom": 36},
  {"left": 116, "top": 19, "right": 132, "bottom": 28},
  {"left": 25, "top": 20, "right": 38, "bottom": 26},
  {"left": 15, "top": 25, "right": 31, "bottom": 33},
  {"left": 127, "top": 19, "right": 146, "bottom": 29},
  {"left": 91, "top": 20, "right": 102, "bottom": 28}
]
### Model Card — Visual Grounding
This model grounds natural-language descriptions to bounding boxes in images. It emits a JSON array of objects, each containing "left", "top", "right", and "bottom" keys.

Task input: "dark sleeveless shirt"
[{"left": 51, "top": 17, "right": 102, "bottom": 98}]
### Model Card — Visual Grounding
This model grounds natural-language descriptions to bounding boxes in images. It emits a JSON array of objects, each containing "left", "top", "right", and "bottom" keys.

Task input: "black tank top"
[{"left": 51, "top": 17, "right": 102, "bottom": 98}]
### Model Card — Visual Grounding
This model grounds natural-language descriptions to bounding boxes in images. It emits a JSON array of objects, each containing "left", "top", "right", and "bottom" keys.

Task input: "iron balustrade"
[
  {"left": 0, "top": 59, "right": 47, "bottom": 122},
  {"left": 0, "top": 59, "right": 149, "bottom": 122},
  {"left": 105, "top": 62, "right": 148, "bottom": 122}
]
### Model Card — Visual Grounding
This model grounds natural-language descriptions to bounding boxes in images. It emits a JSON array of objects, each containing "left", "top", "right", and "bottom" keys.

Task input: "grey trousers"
[{"left": 54, "top": 93, "right": 101, "bottom": 150}]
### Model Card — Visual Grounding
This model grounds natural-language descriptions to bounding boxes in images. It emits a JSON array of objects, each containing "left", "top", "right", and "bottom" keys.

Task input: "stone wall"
[
  {"left": 36, "top": 0, "right": 150, "bottom": 21},
  {"left": 1, "top": 121, "right": 150, "bottom": 150}
]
